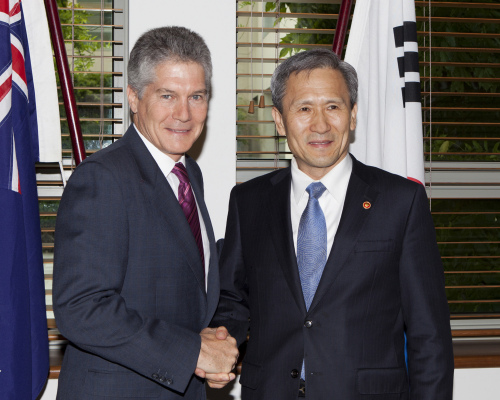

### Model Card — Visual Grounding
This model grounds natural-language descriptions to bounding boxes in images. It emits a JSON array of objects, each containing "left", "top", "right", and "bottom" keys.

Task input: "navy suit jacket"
[
  {"left": 212, "top": 155, "right": 454, "bottom": 400},
  {"left": 53, "top": 125, "right": 219, "bottom": 399}
]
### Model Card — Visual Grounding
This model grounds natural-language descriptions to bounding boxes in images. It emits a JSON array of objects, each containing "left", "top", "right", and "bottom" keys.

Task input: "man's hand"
[
  {"left": 195, "top": 326, "right": 238, "bottom": 388},
  {"left": 203, "top": 371, "right": 236, "bottom": 388}
]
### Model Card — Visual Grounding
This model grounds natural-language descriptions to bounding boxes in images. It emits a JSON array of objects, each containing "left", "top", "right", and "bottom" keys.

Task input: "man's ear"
[
  {"left": 272, "top": 107, "right": 286, "bottom": 137},
  {"left": 350, "top": 103, "right": 358, "bottom": 131},
  {"left": 127, "top": 86, "right": 139, "bottom": 114}
]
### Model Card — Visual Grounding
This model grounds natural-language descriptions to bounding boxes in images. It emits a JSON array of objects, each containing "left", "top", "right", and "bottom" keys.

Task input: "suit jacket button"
[
  {"left": 166, "top": 378, "right": 173, "bottom": 385},
  {"left": 152, "top": 373, "right": 159, "bottom": 379},
  {"left": 291, "top": 369, "right": 299, "bottom": 378},
  {"left": 304, "top": 320, "right": 313, "bottom": 328},
  {"left": 158, "top": 376, "right": 166, "bottom": 382}
]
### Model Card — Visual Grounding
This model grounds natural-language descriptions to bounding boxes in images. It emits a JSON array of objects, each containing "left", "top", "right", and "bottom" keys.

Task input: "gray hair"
[
  {"left": 128, "top": 26, "right": 212, "bottom": 98},
  {"left": 270, "top": 49, "right": 358, "bottom": 113}
]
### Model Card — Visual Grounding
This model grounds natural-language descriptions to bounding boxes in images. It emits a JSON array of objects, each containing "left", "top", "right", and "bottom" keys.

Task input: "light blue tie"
[{"left": 297, "top": 182, "right": 327, "bottom": 380}]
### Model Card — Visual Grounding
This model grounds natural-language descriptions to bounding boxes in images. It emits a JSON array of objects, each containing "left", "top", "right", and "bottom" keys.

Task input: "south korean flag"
[{"left": 345, "top": 0, "right": 425, "bottom": 185}]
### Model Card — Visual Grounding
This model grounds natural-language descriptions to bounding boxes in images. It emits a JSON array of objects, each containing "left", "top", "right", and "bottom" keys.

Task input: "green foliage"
[
  {"left": 424, "top": 135, "right": 500, "bottom": 162},
  {"left": 432, "top": 199, "right": 500, "bottom": 314},
  {"left": 57, "top": 0, "right": 112, "bottom": 72},
  {"left": 74, "top": 73, "right": 112, "bottom": 101},
  {"left": 267, "top": 2, "right": 340, "bottom": 58},
  {"left": 416, "top": 4, "right": 500, "bottom": 93},
  {"left": 39, "top": 200, "right": 59, "bottom": 213},
  {"left": 55, "top": 2, "right": 116, "bottom": 142},
  {"left": 417, "top": 3, "right": 500, "bottom": 161},
  {"left": 39, "top": 216, "right": 56, "bottom": 228}
]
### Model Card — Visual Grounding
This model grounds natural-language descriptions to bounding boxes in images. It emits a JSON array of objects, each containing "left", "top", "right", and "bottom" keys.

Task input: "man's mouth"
[
  {"left": 309, "top": 140, "right": 332, "bottom": 145},
  {"left": 167, "top": 128, "right": 190, "bottom": 133}
]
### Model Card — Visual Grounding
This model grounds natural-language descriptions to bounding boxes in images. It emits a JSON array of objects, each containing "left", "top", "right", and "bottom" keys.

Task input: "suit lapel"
[
  {"left": 124, "top": 128, "right": 207, "bottom": 297},
  {"left": 267, "top": 168, "right": 307, "bottom": 315},
  {"left": 308, "top": 157, "right": 379, "bottom": 313}
]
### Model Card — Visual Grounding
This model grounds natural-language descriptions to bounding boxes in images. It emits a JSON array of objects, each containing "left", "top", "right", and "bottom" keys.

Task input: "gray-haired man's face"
[
  {"left": 272, "top": 68, "right": 357, "bottom": 180},
  {"left": 128, "top": 61, "right": 208, "bottom": 161}
]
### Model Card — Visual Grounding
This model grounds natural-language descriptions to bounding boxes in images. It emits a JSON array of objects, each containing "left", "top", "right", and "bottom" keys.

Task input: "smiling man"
[
  {"left": 53, "top": 27, "right": 238, "bottom": 399},
  {"left": 212, "top": 49, "right": 454, "bottom": 399}
]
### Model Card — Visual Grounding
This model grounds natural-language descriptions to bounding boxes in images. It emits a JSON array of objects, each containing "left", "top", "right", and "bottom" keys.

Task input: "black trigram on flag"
[{"left": 393, "top": 21, "right": 421, "bottom": 107}]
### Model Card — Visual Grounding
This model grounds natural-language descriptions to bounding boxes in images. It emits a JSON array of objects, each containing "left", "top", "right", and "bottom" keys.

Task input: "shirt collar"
[
  {"left": 134, "top": 124, "right": 186, "bottom": 175},
  {"left": 291, "top": 154, "right": 352, "bottom": 205}
]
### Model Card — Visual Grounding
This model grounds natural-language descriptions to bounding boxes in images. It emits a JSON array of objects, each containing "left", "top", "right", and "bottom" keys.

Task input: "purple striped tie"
[{"left": 172, "top": 163, "right": 205, "bottom": 272}]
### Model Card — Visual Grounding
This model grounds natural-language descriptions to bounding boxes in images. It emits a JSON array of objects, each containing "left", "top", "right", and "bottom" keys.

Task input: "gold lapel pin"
[{"left": 363, "top": 201, "right": 371, "bottom": 209}]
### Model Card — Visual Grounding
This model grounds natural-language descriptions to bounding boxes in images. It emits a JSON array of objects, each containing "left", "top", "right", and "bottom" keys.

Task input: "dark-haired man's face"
[
  {"left": 127, "top": 61, "right": 208, "bottom": 161},
  {"left": 272, "top": 68, "right": 357, "bottom": 180}
]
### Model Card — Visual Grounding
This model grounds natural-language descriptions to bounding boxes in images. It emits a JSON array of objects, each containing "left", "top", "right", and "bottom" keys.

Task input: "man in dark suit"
[
  {"left": 53, "top": 27, "right": 238, "bottom": 399},
  {"left": 212, "top": 49, "right": 454, "bottom": 399}
]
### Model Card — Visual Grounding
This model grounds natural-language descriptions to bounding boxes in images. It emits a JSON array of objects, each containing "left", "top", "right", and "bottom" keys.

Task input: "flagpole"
[
  {"left": 44, "top": 0, "right": 86, "bottom": 166},
  {"left": 332, "top": 0, "right": 354, "bottom": 57}
]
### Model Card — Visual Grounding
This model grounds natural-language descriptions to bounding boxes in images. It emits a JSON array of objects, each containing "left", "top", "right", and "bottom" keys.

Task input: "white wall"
[
  {"left": 39, "top": 379, "right": 57, "bottom": 400},
  {"left": 454, "top": 369, "right": 500, "bottom": 400}
]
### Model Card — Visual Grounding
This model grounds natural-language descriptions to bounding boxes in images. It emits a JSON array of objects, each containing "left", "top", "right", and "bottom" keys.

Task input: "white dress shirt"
[
  {"left": 135, "top": 125, "right": 210, "bottom": 291},
  {"left": 290, "top": 155, "right": 352, "bottom": 258}
]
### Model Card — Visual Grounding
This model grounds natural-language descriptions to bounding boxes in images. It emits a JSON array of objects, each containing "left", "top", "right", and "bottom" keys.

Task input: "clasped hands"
[{"left": 195, "top": 326, "right": 239, "bottom": 389}]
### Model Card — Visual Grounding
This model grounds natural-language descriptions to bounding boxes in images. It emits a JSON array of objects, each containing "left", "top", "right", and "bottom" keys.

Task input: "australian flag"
[{"left": 0, "top": 0, "right": 52, "bottom": 398}]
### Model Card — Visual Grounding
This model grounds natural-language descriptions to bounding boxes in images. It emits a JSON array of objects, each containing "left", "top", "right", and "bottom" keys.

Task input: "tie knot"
[
  {"left": 306, "top": 182, "right": 326, "bottom": 200},
  {"left": 172, "top": 162, "right": 190, "bottom": 185}
]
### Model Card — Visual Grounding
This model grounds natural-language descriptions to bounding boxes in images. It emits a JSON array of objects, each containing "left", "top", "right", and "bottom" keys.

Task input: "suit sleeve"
[
  {"left": 399, "top": 184, "right": 454, "bottom": 399},
  {"left": 53, "top": 160, "right": 200, "bottom": 394},
  {"left": 210, "top": 188, "right": 250, "bottom": 347}
]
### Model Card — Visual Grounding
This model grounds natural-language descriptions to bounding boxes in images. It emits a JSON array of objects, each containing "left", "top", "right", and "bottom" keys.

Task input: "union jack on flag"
[
  {"left": 0, "top": 0, "right": 59, "bottom": 398},
  {"left": 1, "top": 1, "right": 26, "bottom": 193}
]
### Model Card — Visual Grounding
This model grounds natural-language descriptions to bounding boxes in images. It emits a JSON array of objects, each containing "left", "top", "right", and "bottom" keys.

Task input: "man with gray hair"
[
  {"left": 212, "top": 49, "right": 454, "bottom": 399},
  {"left": 53, "top": 26, "right": 238, "bottom": 399}
]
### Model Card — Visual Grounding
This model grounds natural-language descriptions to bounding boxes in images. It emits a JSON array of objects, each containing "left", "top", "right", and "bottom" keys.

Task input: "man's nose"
[
  {"left": 172, "top": 99, "right": 191, "bottom": 122},
  {"left": 310, "top": 111, "right": 330, "bottom": 134}
]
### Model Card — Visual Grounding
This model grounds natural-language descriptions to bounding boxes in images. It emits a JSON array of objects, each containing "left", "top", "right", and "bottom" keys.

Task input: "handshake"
[{"left": 195, "top": 326, "right": 239, "bottom": 389}]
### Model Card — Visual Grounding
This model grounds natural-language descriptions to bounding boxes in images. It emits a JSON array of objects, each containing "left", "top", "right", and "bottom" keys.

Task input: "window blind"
[{"left": 417, "top": 0, "right": 500, "bottom": 319}]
